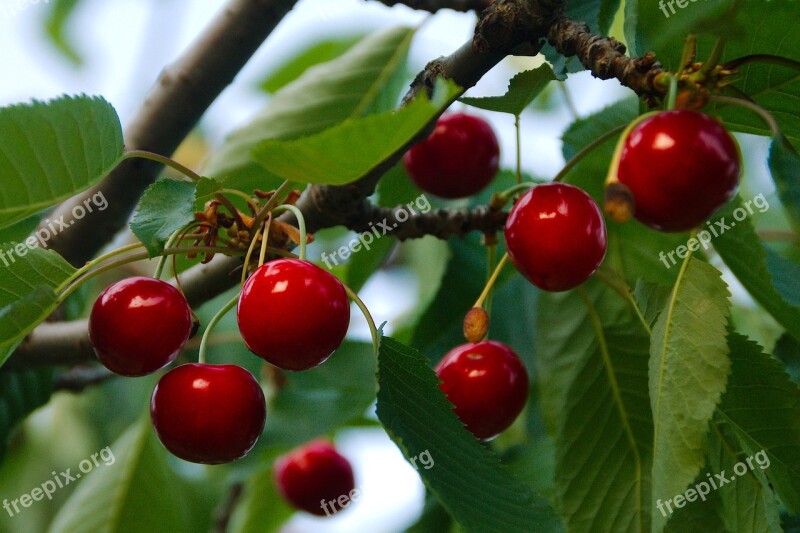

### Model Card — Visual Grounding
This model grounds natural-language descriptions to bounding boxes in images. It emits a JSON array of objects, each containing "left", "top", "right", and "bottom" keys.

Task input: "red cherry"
[
  {"left": 504, "top": 183, "right": 607, "bottom": 292},
  {"left": 403, "top": 112, "right": 500, "bottom": 199},
  {"left": 274, "top": 440, "right": 356, "bottom": 516},
  {"left": 88, "top": 276, "right": 192, "bottom": 376},
  {"left": 237, "top": 259, "right": 350, "bottom": 371},
  {"left": 435, "top": 341, "right": 529, "bottom": 440},
  {"left": 150, "top": 364, "right": 266, "bottom": 464},
  {"left": 617, "top": 109, "right": 740, "bottom": 232}
]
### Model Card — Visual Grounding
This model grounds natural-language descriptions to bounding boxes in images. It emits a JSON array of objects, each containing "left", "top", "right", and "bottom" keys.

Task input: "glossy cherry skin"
[
  {"left": 504, "top": 183, "right": 607, "bottom": 292},
  {"left": 274, "top": 440, "right": 356, "bottom": 516},
  {"left": 617, "top": 110, "right": 741, "bottom": 232},
  {"left": 237, "top": 259, "right": 350, "bottom": 371},
  {"left": 150, "top": 364, "right": 266, "bottom": 464},
  {"left": 435, "top": 341, "right": 529, "bottom": 440},
  {"left": 88, "top": 277, "right": 192, "bottom": 376},
  {"left": 403, "top": 112, "right": 500, "bottom": 199}
]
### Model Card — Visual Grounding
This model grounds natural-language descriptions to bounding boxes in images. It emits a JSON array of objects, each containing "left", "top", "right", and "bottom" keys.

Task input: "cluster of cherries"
[{"left": 86, "top": 105, "right": 740, "bottom": 517}]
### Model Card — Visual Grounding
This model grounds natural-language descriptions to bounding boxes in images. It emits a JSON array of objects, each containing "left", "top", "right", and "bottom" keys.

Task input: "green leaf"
[
  {"left": 633, "top": 279, "right": 672, "bottom": 327},
  {"left": 554, "top": 317, "right": 653, "bottom": 533},
  {"left": 0, "top": 246, "right": 76, "bottom": 359},
  {"left": 774, "top": 333, "right": 800, "bottom": 383},
  {"left": 649, "top": 258, "right": 731, "bottom": 532},
  {"left": 376, "top": 337, "right": 562, "bottom": 533},
  {"left": 251, "top": 79, "right": 461, "bottom": 186},
  {"left": 714, "top": 196, "right": 800, "bottom": 341},
  {"left": 48, "top": 418, "right": 190, "bottom": 533},
  {"left": 228, "top": 465, "right": 294, "bottom": 533},
  {"left": 44, "top": 0, "right": 84, "bottom": 65},
  {"left": 344, "top": 234, "right": 395, "bottom": 293},
  {"left": 0, "top": 95, "right": 123, "bottom": 228},
  {"left": 460, "top": 65, "right": 557, "bottom": 115},
  {"left": 625, "top": 0, "right": 800, "bottom": 145},
  {"left": 262, "top": 341, "right": 376, "bottom": 449},
  {"left": 0, "top": 369, "right": 53, "bottom": 462},
  {"left": 204, "top": 26, "right": 416, "bottom": 186},
  {"left": 717, "top": 333, "right": 800, "bottom": 514},
  {"left": 663, "top": 488, "right": 726, "bottom": 533},
  {"left": 769, "top": 138, "right": 800, "bottom": 230},
  {"left": 258, "top": 36, "right": 364, "bottom": 93},
  {"left": 707, "top": 422, "right": 782, "bottom": 533},
  {"left": 130, "top": 179, "right": 198, "bottom": 258}
]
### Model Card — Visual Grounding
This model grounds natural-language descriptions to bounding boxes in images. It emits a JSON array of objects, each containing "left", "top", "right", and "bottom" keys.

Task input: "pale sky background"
[{"left": 0, "top": 0, "right": 775, "bottom": 531}]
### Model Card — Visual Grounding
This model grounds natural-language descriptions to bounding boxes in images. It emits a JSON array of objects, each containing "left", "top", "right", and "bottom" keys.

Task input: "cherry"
[
  {"left": 88, "top": 276, "right": 192, "bottom": 377},
  {"left": 616, "top": 109, "right": 740, "bottom": 232},
  {"left": 435, "top": 340, "right": 529, "bottom": 440},
  {"left": 504, "top": 183, "right": 607, "bottom": 292},
  {"left": 237, "top": 259, "right": 350, "bottom": 371},
  {"left": 150, "top": 363, "right": 266, "bottom": 464},
  {"left": 274, "top": 439, "right": 356, "bottom": 516},
  {"left": 403, "top": 112, "right": 500, "bottom": 199}
]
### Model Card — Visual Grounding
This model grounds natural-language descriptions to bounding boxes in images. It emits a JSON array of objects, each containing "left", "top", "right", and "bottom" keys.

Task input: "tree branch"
[{"left": 45, "top": 0, "right": 298, "bottom": 266}]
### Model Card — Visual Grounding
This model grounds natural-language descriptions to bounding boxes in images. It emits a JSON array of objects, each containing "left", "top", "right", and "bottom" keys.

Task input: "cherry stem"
[
  {"left": 665, "top": 74, "right": 678, "bottom": 111},
  {"left": 251, "top": 180, "right": 292, "bottom": 237},
  {"left": 556, "top": 124, "right": 627, "bottom": 184},
  {"left": 56, "top": 246, "right": 243, "bottom": 305},
  {"left": 473, "top": 253, "right": 509, "bottom": 309},
  {"left": 514, "top": 114, "right": 522, "bottom": 185},
  {"left": 122, "top": 150, "right": 203, "bottom": 182},
  {"left": 494, "top": 182, "right": 535, "bottom": 206},
  {"left": 700, "top": 37, "right": 726, "bottom": 77},
  {"left": 220, "top": 188, "right": 259, "bottom": 212},
  {"left": 709, "top": 95, "right": 782, "bottom": 138},
  {"left": 595, "top": 268, "right": 651, "bottom": 336},
  {"left": 258, "top": 215, "right": 272, "bottom": 267},
  {"left": 343, "top": 284, "right": 380, "bottom": 356},
  {"left": 56, "top": 243, "right": 146, "bottom": 294},
  {"left": 484, "top": 243, "right": 497, "bottom": 316},
  {"left": 241, "top": 224, "right": 264, "bottom": 285},
  {"left": 677, "top": 34, "right": 697, "bottom": 77},
  {"left": 215, "top": 193, "right": 248, "bottom": 230},
  {"left": 271, "top": 204, "right": 307, "bottom": 260},
  {"left": 153, "top": 229, "right": 185, "bottom": 280},
  {"left": 198, "top": 293, "right": 240, "bottom": 364},
  {"left": 558, "top": 81, "right": 579, "bottom": 121},
  {"left": 723, "top": 54, "right": 800, "bottom": 71}
]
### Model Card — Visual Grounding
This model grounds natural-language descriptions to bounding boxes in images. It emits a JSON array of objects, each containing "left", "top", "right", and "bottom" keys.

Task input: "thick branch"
[
  {"left": 346, "top": 203, "right": 508, "bottom": 240},
  {"left": 547, "top": 18, "right": 666, "bottom": 98},
  {"left": 371, "top": 0, "right": 490, "bottom": 12},
  {"left": 45, "top": 0, "right": 298, "bottom": 266}
]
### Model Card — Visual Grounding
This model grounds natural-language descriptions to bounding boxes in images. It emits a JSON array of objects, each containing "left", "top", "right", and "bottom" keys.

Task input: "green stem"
[
  {"left": 558, "top": 81, "right": 579, "bottom": 120},
  {"left": 153, "top": 230, "right": 184, "bottom": 280},
  {"left": 515, "top": 114, "right": 522, "bottom": 185},
  {"left": 723, "top": 54, "right": 800, "bottom": 71},
  {"left": 484, "top": 244, "right": 497, "bottom": 316},
  {"left": 474, "top": 253, "right": 509, "bottom": 309},
  {"left": 55, "top": 243, "right": 145, "bottom": 293},
  {"left": 709, "top": 95, "right": 782, "bottom": 137},
  {"left": 700, "top": 37, "right": 726, "bottom": 77},
  {"left": 555, "top": 124, "right": 627, "bottom": 183},
  {"left": 122, "top": 150, "right": 203, "bottom": 182},
  {"left": 271, "top": 204, "right": 307, "bottom": 260},
  {"left": 56, "top": 246, "right": 242, "bottom": 304},
  {"left": 251, "top": 181, "right": 292, "bottom": 237},
  {"left": 343, "top": 285, "right": 379, "bottom": 356},
  {"left": 665, "top": 74, "right": 678, "bottom": 111},
  {"left": 198, "top": 293, "right": 240, "bottom": 364}
]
